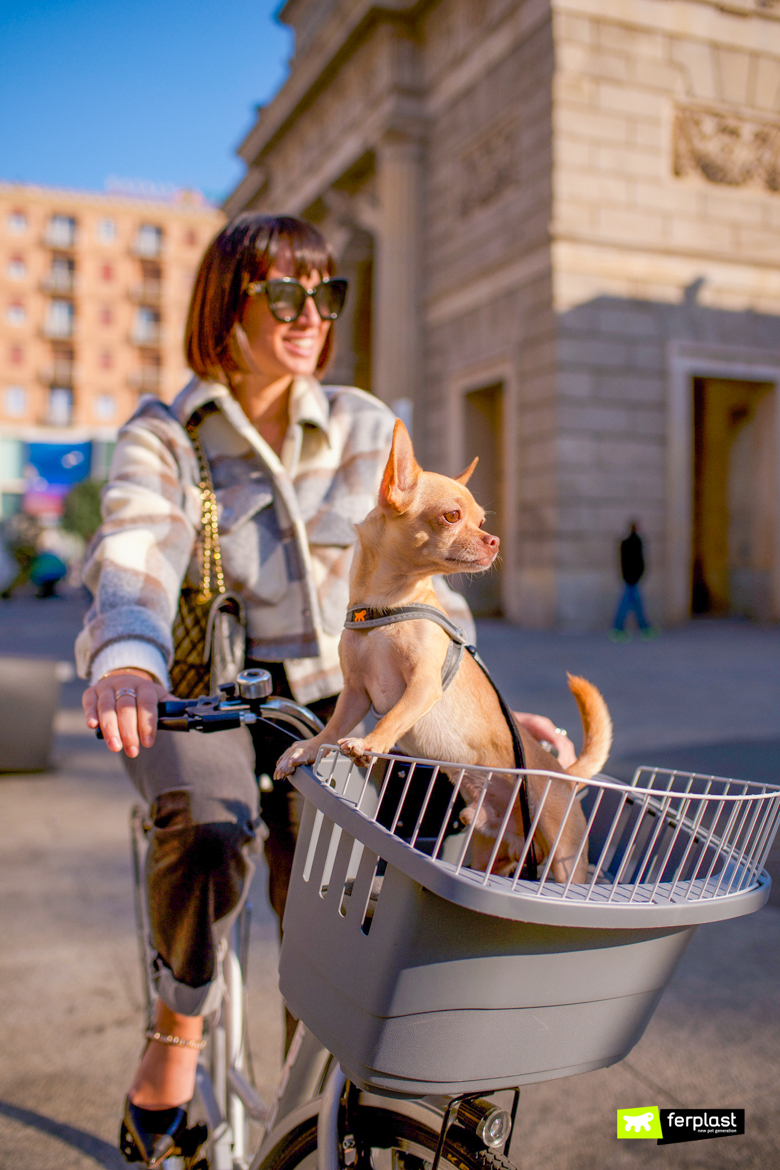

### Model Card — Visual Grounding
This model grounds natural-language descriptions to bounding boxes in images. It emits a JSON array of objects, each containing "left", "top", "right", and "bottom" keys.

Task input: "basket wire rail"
[{"left": 311, "top": 745, "right": 780, "bottom": 911}]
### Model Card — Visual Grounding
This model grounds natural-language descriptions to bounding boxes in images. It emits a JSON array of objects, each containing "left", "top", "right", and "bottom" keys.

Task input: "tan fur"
[{"left": 276, "top": 420, "right": 613, "bottom": 883}]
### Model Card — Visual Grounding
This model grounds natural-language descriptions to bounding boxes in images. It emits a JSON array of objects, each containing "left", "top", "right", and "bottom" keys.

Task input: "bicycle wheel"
[{"left": 259, "top": 1107, "right": 517, "bottom": 1170}]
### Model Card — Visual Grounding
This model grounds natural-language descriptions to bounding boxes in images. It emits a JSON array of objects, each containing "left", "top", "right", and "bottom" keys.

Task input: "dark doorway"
[
  {"left": 454, "top": 383, "right": 504, "bottom": 617},
  {"left": 691, "top": 377, "right": 775, "bottom": 618}
]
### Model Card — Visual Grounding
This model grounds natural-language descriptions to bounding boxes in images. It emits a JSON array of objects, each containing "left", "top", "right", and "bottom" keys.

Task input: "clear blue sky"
[{"left": 0, "top": 0, "right": 292, "bottom": 205}]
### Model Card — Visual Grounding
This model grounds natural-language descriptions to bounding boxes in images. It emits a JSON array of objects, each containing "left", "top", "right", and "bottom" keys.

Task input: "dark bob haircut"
[{"left": 185, "top": 213, "right": 337, "bottom": 384}]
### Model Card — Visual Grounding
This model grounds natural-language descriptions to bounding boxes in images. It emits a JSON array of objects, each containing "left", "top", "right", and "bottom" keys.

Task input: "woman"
[{"left": 78, "top": 214, "right": 573, "bottom": 1167}]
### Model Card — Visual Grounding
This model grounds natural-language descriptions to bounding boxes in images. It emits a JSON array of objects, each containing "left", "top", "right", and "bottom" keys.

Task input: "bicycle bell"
[{"left": 236, "top": 668, "right": 273, "bottom": 700}]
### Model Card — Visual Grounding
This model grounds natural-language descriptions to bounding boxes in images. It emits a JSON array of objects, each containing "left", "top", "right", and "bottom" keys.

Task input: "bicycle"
[{"left": 128, "top": 668, "right": 780, "bottom": 1170}]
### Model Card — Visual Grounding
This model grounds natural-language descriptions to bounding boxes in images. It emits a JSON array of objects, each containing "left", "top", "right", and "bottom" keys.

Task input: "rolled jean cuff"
[{"left": 152, "top": 953, "right": 226, "bottom": 1017}]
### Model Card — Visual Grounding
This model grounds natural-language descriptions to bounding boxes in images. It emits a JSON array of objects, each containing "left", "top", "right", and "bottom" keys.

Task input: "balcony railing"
[
  {"left": 129, "top": 281, "right": 162, "bottom": 303},
  {"left": 39, "top": 361, "right": 76, "bottom": 386},
  {"left": 41, "top": 273, "right": 76, "bottom": 294},
  {"left": 129, "top": 368, "right": 161, "bottom": 392},
  {"left": 131, "top": 237, "right": 163, "bottom": 259},
  {"left": 41, "top": 319, "right": 75, "bottom": 340},
  {"left": 130, "top": 325, "right": 161, "bottom": 346},
  {"left": 43, "top": 226, "right": 77, "bottom": 249}
]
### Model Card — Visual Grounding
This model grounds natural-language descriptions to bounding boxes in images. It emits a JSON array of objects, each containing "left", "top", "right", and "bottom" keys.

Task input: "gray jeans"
[{"left": 124, "top": 725, "right": 262, "bottom": 1017}]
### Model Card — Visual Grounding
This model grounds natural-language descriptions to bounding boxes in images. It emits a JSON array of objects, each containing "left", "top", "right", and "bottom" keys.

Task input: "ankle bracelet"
[{"left": 145, "top": 1029, "right": 207, "bottom": 1051}]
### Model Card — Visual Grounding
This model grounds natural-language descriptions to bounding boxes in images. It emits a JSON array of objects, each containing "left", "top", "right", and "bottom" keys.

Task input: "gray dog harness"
[{"left": 344, "top": 603, "right": 467, "bottom": 691}]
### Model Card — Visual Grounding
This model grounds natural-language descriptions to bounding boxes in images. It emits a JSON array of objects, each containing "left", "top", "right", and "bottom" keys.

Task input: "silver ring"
[{"left": 114, "top": 687, "right": 138, "bottom": 700}]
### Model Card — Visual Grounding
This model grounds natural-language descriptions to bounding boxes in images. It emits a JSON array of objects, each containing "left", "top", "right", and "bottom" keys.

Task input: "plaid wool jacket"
[{"left": 75, "top": 376, "right": 398, "bottom": 703}]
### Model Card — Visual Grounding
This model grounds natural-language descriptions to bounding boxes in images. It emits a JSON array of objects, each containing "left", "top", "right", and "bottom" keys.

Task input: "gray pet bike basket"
[{"left": 280, "top": 749, "right": 780, "bottom": 1097}]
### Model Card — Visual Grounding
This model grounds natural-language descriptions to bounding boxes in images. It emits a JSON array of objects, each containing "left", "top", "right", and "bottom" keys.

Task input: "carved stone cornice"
[{"left": 673, "top": 105, "right": 780, "bottom": 192}]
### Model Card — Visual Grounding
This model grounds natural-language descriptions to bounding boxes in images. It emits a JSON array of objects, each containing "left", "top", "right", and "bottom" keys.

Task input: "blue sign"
[{"left": 27, "top": 442, "right": 92, "bottom": 487}]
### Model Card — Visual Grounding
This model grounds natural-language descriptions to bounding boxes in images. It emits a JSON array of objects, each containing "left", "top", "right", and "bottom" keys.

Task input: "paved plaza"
[{"left": 0, "top": 592, "right": 778, "bottom": 1169}]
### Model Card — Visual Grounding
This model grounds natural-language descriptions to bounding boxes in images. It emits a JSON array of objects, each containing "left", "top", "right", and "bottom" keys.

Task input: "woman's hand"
[
  {"left": 513, "top": 712, "right": 576, "bottom": 769},
  {"left": 82, "top": 668, "right": 170, "bottom": 758}
]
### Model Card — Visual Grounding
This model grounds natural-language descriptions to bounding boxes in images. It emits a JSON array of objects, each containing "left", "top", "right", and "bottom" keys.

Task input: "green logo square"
[{"left": 617, "top": 1107, "right": 663, "bottom": 1139}]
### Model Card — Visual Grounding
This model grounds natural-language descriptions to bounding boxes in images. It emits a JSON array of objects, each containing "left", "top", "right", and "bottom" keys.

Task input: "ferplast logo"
[
  {"left": 617, "top": 1107, "right": 745, "bottom": 1145},
  {"left": 617, "top": 1107, "right": 663, "bottom": 1139}
]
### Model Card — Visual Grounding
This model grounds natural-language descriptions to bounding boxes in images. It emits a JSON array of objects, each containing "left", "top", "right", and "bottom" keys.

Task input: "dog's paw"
[
  {"left": 337, "top": 736, "right": 373, "bottom": 767},
  {"left": 274, "top": 741, "right": 317, "bottom": 779}
]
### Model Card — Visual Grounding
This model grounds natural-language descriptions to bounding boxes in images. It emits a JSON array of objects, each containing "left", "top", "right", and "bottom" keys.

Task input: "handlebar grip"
[{"left": 157, "top": 716, "right": 192, "bottom": 732}]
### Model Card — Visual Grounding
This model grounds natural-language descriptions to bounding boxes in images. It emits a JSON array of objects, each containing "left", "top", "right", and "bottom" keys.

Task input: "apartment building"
[{"left": 0, "top": 183, "right": 223, "bottom": 516}]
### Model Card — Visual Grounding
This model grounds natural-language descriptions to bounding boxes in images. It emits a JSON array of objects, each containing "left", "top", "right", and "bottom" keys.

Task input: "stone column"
[{"left": 372, "top": 131, "right": 424, "bottom": 423}]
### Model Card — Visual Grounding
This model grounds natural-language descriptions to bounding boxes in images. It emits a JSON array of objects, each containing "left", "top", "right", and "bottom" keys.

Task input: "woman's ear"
[{"left": 379, "top": 420, "right": 421, "bottom": 514}]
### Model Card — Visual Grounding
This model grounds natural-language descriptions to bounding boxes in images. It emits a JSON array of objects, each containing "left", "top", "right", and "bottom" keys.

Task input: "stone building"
[
  {"left": 0, "top": 183, "right": 223, "bottom": 516},
  {"left": 225, "top": 0, "right": 780, "bottom": 626}
]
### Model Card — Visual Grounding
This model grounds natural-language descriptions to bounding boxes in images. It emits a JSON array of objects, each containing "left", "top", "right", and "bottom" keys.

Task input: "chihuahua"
[{"left": 275, "top": 420, "right": 613, "bottom": 882}]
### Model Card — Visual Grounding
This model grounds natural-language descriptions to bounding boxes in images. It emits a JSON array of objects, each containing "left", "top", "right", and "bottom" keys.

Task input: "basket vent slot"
[
  {"left": 301, "top": 809, "right": 324, "bottom": 883},
  {"left": 319, "top": 824, "right": 343, "bottom": 898},
  {"left": 360, "top": 859, "right": 385, "bottom": 935},
  {"left": 338, "top": 840, "right": 365, "bottom": 917}
]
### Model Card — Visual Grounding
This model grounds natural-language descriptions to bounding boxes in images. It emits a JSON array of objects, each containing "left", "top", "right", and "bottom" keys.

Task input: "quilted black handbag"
[{"left": 169, "top": 414, "right": 246, "bottom": 698}]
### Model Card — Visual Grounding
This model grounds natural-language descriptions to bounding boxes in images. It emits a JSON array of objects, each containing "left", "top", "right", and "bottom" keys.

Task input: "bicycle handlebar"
[{"left": 94, "top": 668, "right": 325, "bottom": 741}]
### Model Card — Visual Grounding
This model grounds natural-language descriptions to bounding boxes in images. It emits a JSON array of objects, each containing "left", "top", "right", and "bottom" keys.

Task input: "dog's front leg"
[
  {"left": 274, "top": 683, "right": 372, "bottom": 778},
  {"left": 338, "top": 672, "right": 443, "bottom": 765}
]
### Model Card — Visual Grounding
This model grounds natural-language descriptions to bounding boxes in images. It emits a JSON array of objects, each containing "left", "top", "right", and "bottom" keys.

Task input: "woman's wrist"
[{"left": 98, "top": 667, "right": 158, "bottom": 684}]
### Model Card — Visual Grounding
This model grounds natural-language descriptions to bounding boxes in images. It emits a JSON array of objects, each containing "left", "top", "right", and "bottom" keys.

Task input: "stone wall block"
[
  {"left": 558, "top": 336, "right": 631, "bottom": 367},
  {"left": 753, "top": 54, "right": 780, "bottom": 112},
  {"left": 633, "top": 118, "right": 665, "bottom": 149},
  {"left": 558, "top": 369, "right": 596, "bottom": 398},
  {"left": 596, "top": 438, "right": 665, "bottom": 469},
  {"left": 595, "top": 307, "right": 661, "bottom": 337},
  {"left": 634, "top": 178, "right": 700, "bottom": 215},
  {"left": 555, "top": 197, "right": 598, "bottom": 232},
  {"left": 560, "top": 42, "right": 631, "bottom": 82},
  {"left": 598, "top": 206, "right": 666, "bottom": 243},
  {"left": 631, "top": 58, "right": 687, "bottom": 95},
  {"left": 555, "top": 13, "right": 595, "bottom": 45},
  {"left": 557, "top": 168, "right": 632, "bottom": 205},
  {"left": 666, "top": 215, "right": 734, "bottom": 252},
  {"left": 630, "top": 341, "right": 666, "bottom": 371},
  {"left": 559, "top": 108, "right": 630, "bottom": 144},
  {"left": 598, "top": 81, "right": 662, "bottom": 118},
  {"left": 554, "top": 134, "right": 592, "bottom": 169},
  {"left": 554, "top": 74, "right": 599, "bottom": 107},
  {"left": 736, "top": 227, "right": 780, "bottom": 261},
  {"left": 597, "top": 24, "right": 666, "bottom": 61},
  {"left": 595, "top": 144, "right": 660, "bottom": 178},
  {"left": 714, "top": 47, "right": 754, "bottom": 107},
  {"left": 670, "top": 39, "right": 717, "bottom": 100},
  {"left": 595, "top": 372, "right": 665, "bottom": 403}
]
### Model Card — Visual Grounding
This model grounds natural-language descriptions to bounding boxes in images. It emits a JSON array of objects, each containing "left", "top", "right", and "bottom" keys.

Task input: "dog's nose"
[{"left": 483, "top": 532, "right": 499, "bottom": 551}]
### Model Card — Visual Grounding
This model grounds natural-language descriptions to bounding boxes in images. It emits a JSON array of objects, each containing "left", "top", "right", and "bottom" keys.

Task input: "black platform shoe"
[{"left": 120, "top": 1098, "right": 207, "bottom": 1167}]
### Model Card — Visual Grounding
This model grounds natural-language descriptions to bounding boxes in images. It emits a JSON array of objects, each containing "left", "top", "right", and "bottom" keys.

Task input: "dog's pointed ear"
[
  {"left": 379, "top": 420, "right": 421, "bottom": 514},
  {"left": 454, "top": 456, "right": 478, "bottom": 486}
]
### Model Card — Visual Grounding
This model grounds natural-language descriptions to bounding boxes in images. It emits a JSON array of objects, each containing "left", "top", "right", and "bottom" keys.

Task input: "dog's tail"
[{"left": 564, "top": 673, "right": 613, "bottom": 780}]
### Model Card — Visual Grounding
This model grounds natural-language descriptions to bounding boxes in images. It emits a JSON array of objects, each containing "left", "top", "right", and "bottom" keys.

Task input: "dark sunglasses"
[{"left": 245, "top": 276, "right": 348, "bottom": 323}]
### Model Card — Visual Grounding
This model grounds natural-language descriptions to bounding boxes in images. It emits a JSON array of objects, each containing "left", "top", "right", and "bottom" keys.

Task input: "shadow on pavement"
[{"left": 0, "top": 1099, "right": 124, "bottom": 1168}]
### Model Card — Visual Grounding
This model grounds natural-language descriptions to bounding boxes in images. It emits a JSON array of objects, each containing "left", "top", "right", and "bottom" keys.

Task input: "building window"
[
  {"left": 101, "top": 263, "right": 113, "bottom": 282},
  {"left": 7, "top": 211, "right": 27, "bottom": 235},
  {"left": 131, "top": 306, "right": 161, "bottom": 345},
  {"left": 6, "top": 256, "right": 26, "bottom": 280},
  {"left": 44, "top": 256, "right": 75, "bottom": 294},
  {"left": 3, "top": 386, "right": 27, "bottom": 417},
  {"left": 5, "top": 303, "right": 26, "bottom": 326},
  {"left": 99, "top": 350, "right": 113, "bottom": 370},
  {"left": 44, "top": 215, "right": 77, "bottom": 249},
  {"left": 9, "top": 345, "right": 23, "bottom": 365},
  {"left": 95, "top": 393, "right": 116, "bottom": 420},
  {"left": 100, "top": 306, "right": 113, "bottom": 326},
  {"left": 97, "top": 218, "right": 116, "bottom": 243},
  {"left": 133, "top": 224, "right": 163, "bottom": 258},
  {"left": 44, "top": 300, "right": 75, "bottom": 339},
  {"left": 48, "top": 387, "right": 73, "bottom": 427}
]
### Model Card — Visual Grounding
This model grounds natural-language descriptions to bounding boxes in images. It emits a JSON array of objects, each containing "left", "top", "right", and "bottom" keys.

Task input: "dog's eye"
[{"left": 443, "top": 510, "right": 460, "bottom": 524}]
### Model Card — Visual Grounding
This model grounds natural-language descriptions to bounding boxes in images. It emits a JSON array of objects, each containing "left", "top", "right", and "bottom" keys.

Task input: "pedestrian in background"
[{"left": 609, "top": 521, "right": 657, "bottom": 641}]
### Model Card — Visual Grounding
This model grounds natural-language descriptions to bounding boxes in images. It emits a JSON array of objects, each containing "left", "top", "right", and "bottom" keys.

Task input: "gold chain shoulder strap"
[{"left": 185, "top": 417, "right": 225, "bottom": 603}]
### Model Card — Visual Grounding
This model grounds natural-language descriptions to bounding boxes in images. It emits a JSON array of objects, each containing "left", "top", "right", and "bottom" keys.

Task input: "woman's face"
[{"left": 238, "top": 245, "right": 331, "bottom": 381}]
